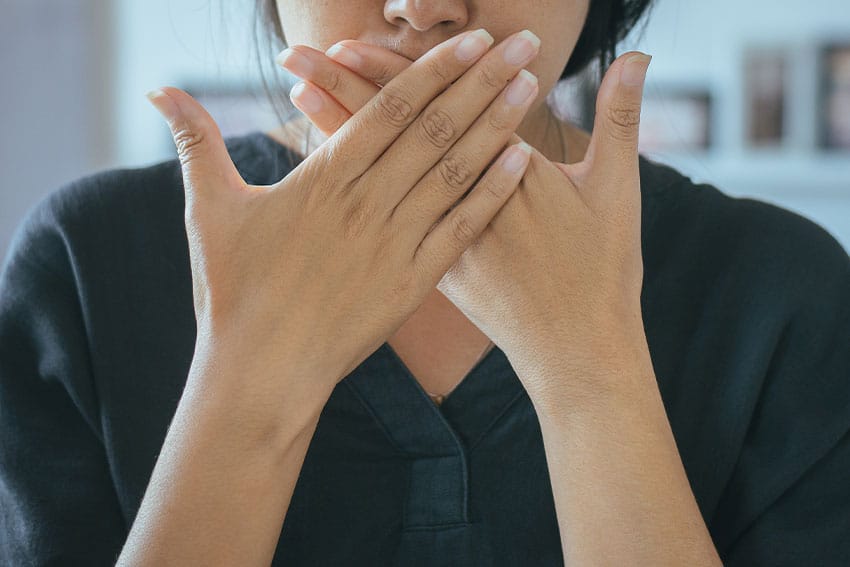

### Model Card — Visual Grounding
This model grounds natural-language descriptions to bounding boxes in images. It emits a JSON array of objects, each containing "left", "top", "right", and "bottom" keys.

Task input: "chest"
[{"left": 386, "top": 291, "right": 493, "bottom": 399}]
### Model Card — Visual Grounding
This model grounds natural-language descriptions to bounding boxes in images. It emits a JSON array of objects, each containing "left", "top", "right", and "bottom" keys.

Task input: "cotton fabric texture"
[{"left": 1, "top": 132, "right": 849, "bottom": 566}]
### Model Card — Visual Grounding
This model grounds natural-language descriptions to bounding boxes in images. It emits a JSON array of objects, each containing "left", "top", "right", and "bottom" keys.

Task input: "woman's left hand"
[{"left": 277, "top": 41, "right": 652, "bottom": 402}]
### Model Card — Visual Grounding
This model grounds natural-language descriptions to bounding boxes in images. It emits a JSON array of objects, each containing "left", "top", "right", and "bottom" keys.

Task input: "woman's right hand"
[{"left": 145, "top": 28, "right": 541, "bottom": 395}]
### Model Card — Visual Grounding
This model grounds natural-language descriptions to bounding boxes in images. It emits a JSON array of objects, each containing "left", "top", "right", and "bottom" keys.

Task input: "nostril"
[{"left": 384, "top": 0, "right": 469, "bottom": 33}]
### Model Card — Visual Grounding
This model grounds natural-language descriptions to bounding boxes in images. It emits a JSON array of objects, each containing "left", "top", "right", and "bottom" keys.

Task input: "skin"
[
  {"left": 269, "top": 0, "right": 594, "bottom": 398},
  {"left": 133, "top": 2, "right": 721, "bottom": 563},
  {"left": 271, "top": 0, "right": 592, "bottom": 167},
  {"left": 270, "top": 2, "right": 722, "bottom": 563},
  {"left": 131, "top": 28, "right": 548, "bottom": 565}
]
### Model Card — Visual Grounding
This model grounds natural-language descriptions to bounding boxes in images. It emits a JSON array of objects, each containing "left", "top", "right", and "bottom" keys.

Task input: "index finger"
[
  {"left": 326, "top": 40, "right": 413, "bottom": 87},
  {"left": 313, "top": 29, "right": 495, "bottom": 178}
]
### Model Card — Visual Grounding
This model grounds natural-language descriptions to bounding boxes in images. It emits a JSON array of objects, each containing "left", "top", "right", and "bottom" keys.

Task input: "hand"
[
  {"left": 144, "top": 28, "right": 542, "bottom": 396},
  {"left": 280, "top": 37, "right": 652, "bottom": 402}
]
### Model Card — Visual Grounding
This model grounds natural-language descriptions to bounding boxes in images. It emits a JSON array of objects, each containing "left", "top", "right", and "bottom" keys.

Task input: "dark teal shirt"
[{"left": 1, "top": 132, "right": 849, "bottom": 566}]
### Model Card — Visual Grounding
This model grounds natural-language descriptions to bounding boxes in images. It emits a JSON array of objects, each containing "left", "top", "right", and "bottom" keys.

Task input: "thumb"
[
  {"left": 584, "top": 51, "right": 651, "bottom": 173},
  {"left": 145, "top": 87, "right": 244, "bottom": 199}
]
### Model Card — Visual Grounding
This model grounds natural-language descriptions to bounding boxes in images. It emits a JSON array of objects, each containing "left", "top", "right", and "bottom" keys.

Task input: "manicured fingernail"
[
  {"left": 505, "top": 69, "right": 538, "bottom": 105},
  {"left": 504, "top": 30, "right": 540, "bottom": 66},
  {"left": 501, "top": 142, "right": 532, "bottom": 173},
  {"left": 455, "top": 28, "right": 495, "bottom": 62},
  {"left": 621, "top": 53, "right": 651, "bottom": 87},
  {"left": 145, "top": 88, "right": 179, "bottom": 122},
  {"left": 290, "top": 82, "right": 323, "bottom": 113},
  {"left": 326, "top": 43, "right": 363, "bottom": 68},
  {"left": 276, "top": 48, "right": 314, "bottom": 76}
]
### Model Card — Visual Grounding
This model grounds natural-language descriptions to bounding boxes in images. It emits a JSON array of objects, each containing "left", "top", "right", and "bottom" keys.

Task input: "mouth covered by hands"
[{"left": 277, "top": 31, "right": 653, "bottom": 403}]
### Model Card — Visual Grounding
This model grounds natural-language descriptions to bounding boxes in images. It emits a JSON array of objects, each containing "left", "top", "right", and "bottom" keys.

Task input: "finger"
[
  {"left": 584, "top": 51, "right": 651, "bottom": 176},
  {"left": 413, "top": 142, "right": 532, "bottom": 286},
  {"left": 326, "top": 40, "right": 413, "bottom": 87},
  {"left": 288, "top": 42, "right": 413, "bottom": 138},
  {"left": 309, "top": 28, "right": 495, "bottom": 179},
  {"left": 392, "top": 69, "right": 539, "bottom": 239},
  {"left": 145, "top": 87, "right": 245, "bottom": 202},
  {"left": 288, "top": 80, "right": 353, "bottom": 138},
  {"left": 368, "top": 29, "right": 541, "bottom": 210},
  {"left": 276, "top": 45, "right": 380, "bottom": 116},
  {"left": 280, "top": 43, "right": 410, "bottom": 138}
]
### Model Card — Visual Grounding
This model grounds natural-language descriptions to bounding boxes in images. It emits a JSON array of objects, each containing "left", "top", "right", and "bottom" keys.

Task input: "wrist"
[
  {"left": 185, "top": 338, "right": 336, "bottom": 453},
  {"left": 514, "top": 336, "right": 657, "bottom": 422}
]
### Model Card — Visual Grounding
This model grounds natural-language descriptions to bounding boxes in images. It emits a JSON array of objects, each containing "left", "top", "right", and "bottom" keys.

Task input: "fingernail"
[
  {"left": 455, "top": 28, "right": 495, "bottom": 62},
  {"left": 505, "top": 69, "right": 538, "bottom": 106},
  {"left": 504, "top": 30, "right": 541, "bottom": 66},
  {"left": 276, "top": 48, "right": 314, "bottom": 76},
  {"left": 145, "top": 88, "right": 179, "bottom": 122},
  {"left": 621, "top": 53, "right": 651, "bottom": 87},
  {"left": 502, "top": 142, "right": 532, "bottom": 173},
  {"left": 326, "top": 43, "right": 363, "bottom": 68},
  {"left": 290, "top": 82, "right": 323, "bottom": 113}
]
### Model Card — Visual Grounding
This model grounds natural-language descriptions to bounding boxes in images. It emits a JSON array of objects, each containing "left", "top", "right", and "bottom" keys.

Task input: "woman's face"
[{"left": 274, "top": 0, "right": 591, "bottom": 111}]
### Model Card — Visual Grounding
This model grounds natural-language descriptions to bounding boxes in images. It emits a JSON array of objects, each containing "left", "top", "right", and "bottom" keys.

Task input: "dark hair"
[
  {"left": 564, "top": 0, "right": 655, "bottom": 83},
  {"left": 252, "top": 0, "right": 655, "bottom": 131}
]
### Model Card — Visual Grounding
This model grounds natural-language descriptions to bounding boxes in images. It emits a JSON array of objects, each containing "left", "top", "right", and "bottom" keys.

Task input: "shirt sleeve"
[
  {"left": 0, "top": 191, "right": 128, "bottom": 565},
  {"left": 709, "top": 211, "right": 850, "bottom": 566}
]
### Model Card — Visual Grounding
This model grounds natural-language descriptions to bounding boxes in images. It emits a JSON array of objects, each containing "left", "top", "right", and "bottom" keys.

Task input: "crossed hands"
[{"left": 279, "top": 30, "right": 652, "bottom": 394}]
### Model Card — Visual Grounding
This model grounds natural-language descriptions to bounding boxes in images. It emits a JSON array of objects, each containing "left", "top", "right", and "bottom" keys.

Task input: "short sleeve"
[
  {"left": 709, "top": 212, "right": 850, "bottom": 566},
  {"left": 0, "top": 193, "right": 127, "bottom": 565}
]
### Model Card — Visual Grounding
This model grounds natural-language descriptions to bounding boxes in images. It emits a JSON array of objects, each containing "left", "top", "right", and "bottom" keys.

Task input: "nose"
[{"left": 383, "top": 0, "right": 469, "bottom": 32}]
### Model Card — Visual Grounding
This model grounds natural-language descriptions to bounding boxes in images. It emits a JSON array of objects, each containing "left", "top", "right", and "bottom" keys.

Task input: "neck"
[{"left": 516, "top": 101, "right": 567, "bottom": 164}]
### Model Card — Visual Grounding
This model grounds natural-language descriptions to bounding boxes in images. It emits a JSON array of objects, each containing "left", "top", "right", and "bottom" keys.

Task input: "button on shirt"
[{"left": 1, "top": 132, "right": 849, "bottom": 566}]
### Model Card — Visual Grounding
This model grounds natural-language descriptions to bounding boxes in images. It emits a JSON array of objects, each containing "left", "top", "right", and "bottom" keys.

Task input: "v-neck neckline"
[
  {"left": 383, "top": 339, "right": 497, "bottom": 408},
  {"left": 343, "top": 342, "right": 527, "bottom": 456},
  {"left": 244, "top": 129, "right": 668, "bottom": 456}
]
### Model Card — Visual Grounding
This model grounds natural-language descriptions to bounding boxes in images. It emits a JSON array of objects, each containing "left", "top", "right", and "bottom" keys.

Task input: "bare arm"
[
  {"left": 127, "top": 27, "right": 537, "bottom": 566},
  {"left": 519, "top": 333, "right": 721, "bottom": 565},
  {"left": 116, "top": 343, "right": 334, "bottom": 567}
]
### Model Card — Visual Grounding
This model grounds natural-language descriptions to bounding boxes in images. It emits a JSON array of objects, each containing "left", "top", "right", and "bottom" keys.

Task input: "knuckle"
[
  {"left": 341, "top": 196, "right": 377, "bottom": 240},
  {"left": 482, "top": 177, "right": 509, "bottom": 200},
  {"left": 299, "top": 158, "right": 338, "bottom": 197},
  {"left": 486, "top": 105, "right": 514, "bottom": 133},
  {"left": 394, "top": 267, "right": 420, "bottom": 303},
  {"left": 438, "top": 153, "right": 473, "bottom": 192},
  {"left": 372, "top": 62, "right": 396, "bottom": 86},
  {"left": 449, "top": 209, "right": 477, "bottom": 244},
  {"left": 375, "top": 88, "right": 414, "bottom": 127},
  {"left": 476, "top": 60, "right": 506, "bottom": 90},
  {"left": 321, "top": 67, "right": 343, "bottom": 93},
  {"left": 418, "top": 108, "right": 456, "bottom": 149},
  {"left": 424, "top": 57, "right": 450, "bottom": 83},
  {"left": 605, "top": 104, "right": 642, "bottom": 137},
  {"left": 173, "top": 123, "right": 206, "bottom": 165}
]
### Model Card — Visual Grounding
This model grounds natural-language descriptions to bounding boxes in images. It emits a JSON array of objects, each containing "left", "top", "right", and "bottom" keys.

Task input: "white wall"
[
  {"left": 112, "top": 0, "right": 276, "bottom": 167},
  {"left": 619, "top": 0, "right": 850, "bottom": 249},
  {"left": 0, "top": 0, "right": 112, "bottom": 261}
]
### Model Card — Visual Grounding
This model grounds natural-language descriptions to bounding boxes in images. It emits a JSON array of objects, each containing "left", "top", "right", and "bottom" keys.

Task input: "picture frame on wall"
[
  {"left": 636, "top": 87, "right": 712, "bottom": 154},
  {"left": 818, "top": 42, "right": 850, "bottom": 151},
  {"left": 743, "top": 47, "right": 788, "bottom": 148}
]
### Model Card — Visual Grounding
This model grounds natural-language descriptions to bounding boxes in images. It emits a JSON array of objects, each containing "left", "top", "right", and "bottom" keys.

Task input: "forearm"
[
  {"left": 117, "top": 347, "right": 333, "bottom": 567},
  {"left": 528, "top": 345, "right": 722, "bottom": 565}
]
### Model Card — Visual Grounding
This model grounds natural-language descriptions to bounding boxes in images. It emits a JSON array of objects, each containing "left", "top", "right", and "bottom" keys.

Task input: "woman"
[{"left": 1, "top": 1, "right": 848, "bottom": 565}]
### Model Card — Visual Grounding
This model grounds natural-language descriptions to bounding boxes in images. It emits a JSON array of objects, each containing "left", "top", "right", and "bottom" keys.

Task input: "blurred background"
[{"left": 1, "top": 0, "right": 848, "bottom": 261}]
